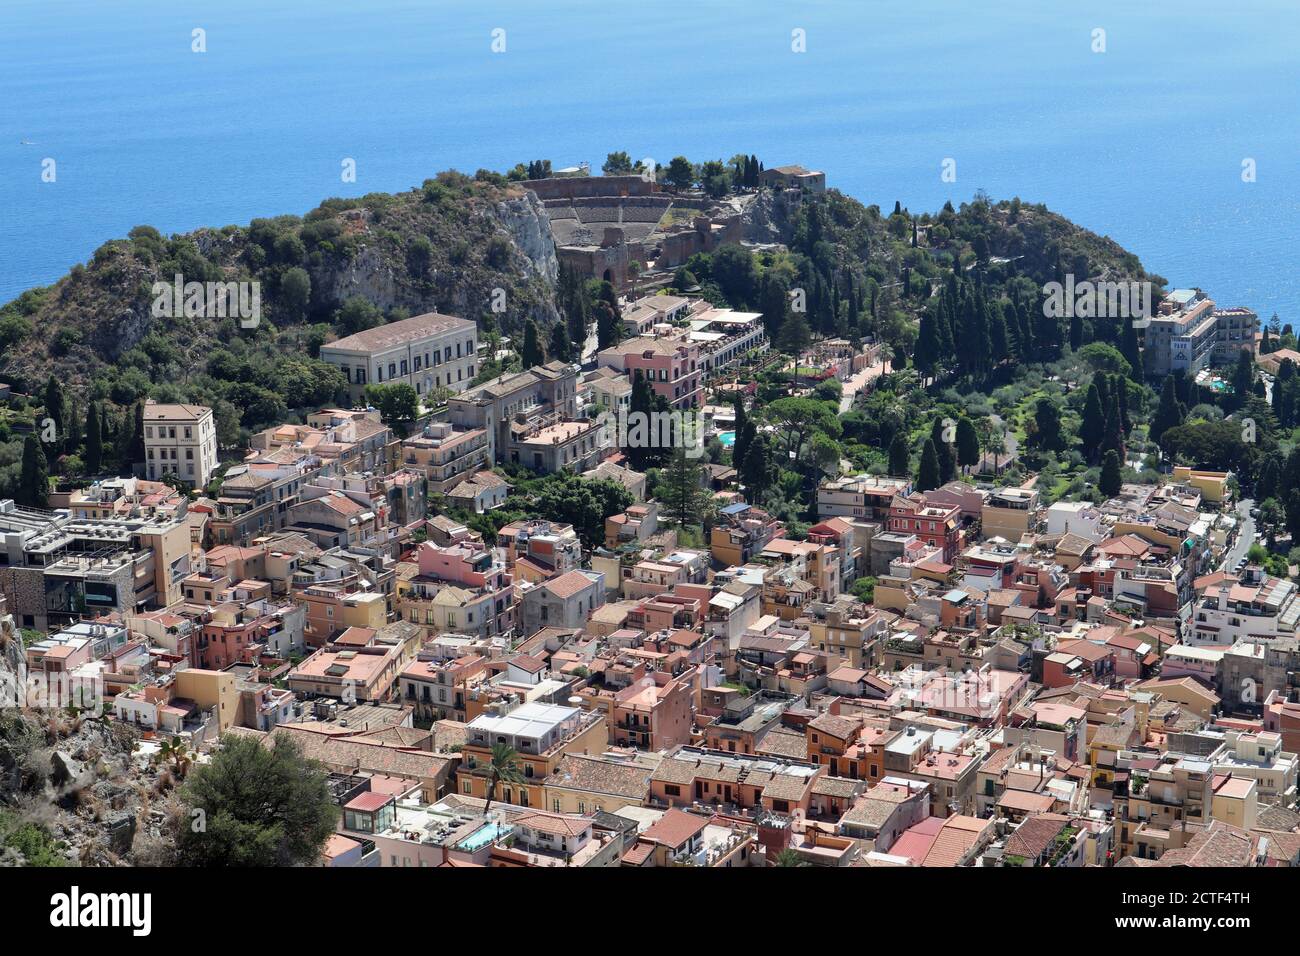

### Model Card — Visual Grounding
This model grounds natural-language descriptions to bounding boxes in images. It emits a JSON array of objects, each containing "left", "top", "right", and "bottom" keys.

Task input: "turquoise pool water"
[
  {"left": 718, "top": 431, "right": 736, "bottom": 447},
  {"left": 458, "top": 822, "right": 510, "bottom": 851}
]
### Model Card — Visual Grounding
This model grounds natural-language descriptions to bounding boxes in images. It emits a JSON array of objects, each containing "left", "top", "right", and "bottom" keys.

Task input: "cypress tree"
[
  {"left": 732, "top": 395, "right": 750, "bottom": 467},
  {"left": 888, "top": 432, "right": 910, "bottom": 477},
  {"left": 739, "top": 433, "right": 775, "bottom": 502},
  {"left": 929, "top": 418, "right": 955, "bottom": 484},
  {"left": 1120, "top": 319, "right": 1142, "bottom": 379},
  {"left": 1100, "top": 449, "right": 1123, "bottom": 497},
  {"left": 1081, "top": 384, "right": 1106, "bottom": 463},
  {"left": 917, "top": 438, "right": 941, "bottom": 492},
  {"left": 956, "top": 417, "right": 981, "bottom": 474},
  {"left": 19, "top": 435, "right": 49, "bottom": 508},
  {"left": 85, "top": 400, "right": 103, "bottom": 474},
  {"left": 521, "top": 319, "right": 546, "bottom": 369},
  {"left": 549, "top": 322, "right": 572, "bottom": 363},
  {"left": 1151, "top": 376, "right": 1185, "bottom": 449}
]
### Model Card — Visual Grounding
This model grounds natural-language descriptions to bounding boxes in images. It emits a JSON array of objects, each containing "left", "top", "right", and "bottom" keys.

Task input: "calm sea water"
[{"left": 2, "top": 0, "right": 1299, "bottom": 319}]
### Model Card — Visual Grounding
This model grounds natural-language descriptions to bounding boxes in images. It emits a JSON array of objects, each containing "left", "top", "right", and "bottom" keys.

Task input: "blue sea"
[{"left": 3, "top": 0, "right": 1299, "bottom": 319}]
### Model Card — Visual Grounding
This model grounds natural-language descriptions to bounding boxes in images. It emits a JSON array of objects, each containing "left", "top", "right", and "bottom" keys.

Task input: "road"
[{"left": 1223, "top": 497, "right": 1256, "bottom": 572}]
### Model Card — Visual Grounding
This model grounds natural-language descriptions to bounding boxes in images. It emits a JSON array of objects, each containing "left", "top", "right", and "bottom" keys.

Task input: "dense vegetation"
[{"left": 3, "top": 151, "right": 1288, "bottom": 558}]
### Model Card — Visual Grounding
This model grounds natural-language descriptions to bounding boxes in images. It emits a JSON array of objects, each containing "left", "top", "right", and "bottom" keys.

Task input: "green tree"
[
  {"left": 1033, "top": 398, "right": 1063, "bottom": 452},
  {"left": 364, "top": 383, "right": 420, "bottom": 432},
  {"left": 406, "top": 238, "right": 434, "bottom": 281},
  {"left": 773, "top": 848, "right": 809, "bottom": 867},
  {"left": 18, "top": 435, "right": 49, "bottom": 507},
  {"left": 917, "top": 438, "right": 941, "bottom": 492},
  {"left": 280, "top": 267, "right": 312, "bottom": 320},
  {"left": 530, "top": 473, "right": 633, "bottom": 548},
  {"left": 335, "top": 297, "right": 382, "bottom": 337},
  {"left": 739, "top": 433, "right": 777, "bottom": 502},
  {"left": 1151, "top": 375, "right": 1185, "bottom": 451},
  {"left": 1077, "top": 341, "right": 1131, "bottom": 377},
  {"left": 549, "top": 322, "right": 573, "bottom": 363},
  {"left": 888, "top": 431, "right": 911, "bottom": 477},
  {"left": 765, "top": 396, "right": 841, "bottom": 463},
  {"left": 177, "top": 735, "right": 338, "bottom": 866},
  {"left": 657, "top": 446, "right": 713, "bottom": 528},
  {"left": 955, "top": 416, "right": 981, "bottom": 473},
  {"left": 731, "top": 395, "right": 750, "bottom": 468},
  {"left": 1080, "top": 384, "right": 1105, "bottom": 464},
  {"left": 849, "top": 576, "right": 877, "bottom": 603},
  {"left": 522, "top": 319, "right": 546, "bottom": 369},
  {"left": 930, "top": 417, "right": 956, "bottom": 484},
  {"left": 1120, "top": 319, "right": 1142, "bottom": 380},
  {"left": 84, "top": 400, "right": 103, "bottom": 474},
  {"left": 777, "top": 312, "right": 812, "bottom": 355},
  {"left": 602, "top": 151, "right": 634, "bottom": 175},
  {"left": 595, "top": 300, "right": 621, "bottom": 350},
  {"left": 116, "top": 400, "right": 146, "bottom": 473},
  {"left": 665, "top": 156, "right": 695, "bottom": 190},
  {"left": 1099, "top": 449, "right": 1123, "bottom": 497}
]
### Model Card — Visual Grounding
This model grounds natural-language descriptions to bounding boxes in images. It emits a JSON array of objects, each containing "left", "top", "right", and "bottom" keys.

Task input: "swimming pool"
[
  {"left": 457, "top": 822, "right": 511, "bottom": 851},
  {"left": 718, "top": 431, "right": 736, "bottom": 447}
]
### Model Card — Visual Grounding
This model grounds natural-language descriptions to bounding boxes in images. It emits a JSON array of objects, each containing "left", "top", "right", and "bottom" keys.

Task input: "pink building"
[
  {"left": 416, "top": 540, "right": 509, "bottom": 591},
  {"left": 601, "top": 338, "right": 703, "bottom": 410}
]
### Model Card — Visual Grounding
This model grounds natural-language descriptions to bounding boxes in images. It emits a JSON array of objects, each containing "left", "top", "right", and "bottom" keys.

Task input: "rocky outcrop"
[
  {"left": 742, "top": 188, "right": 797, "bottom": 245},
  {"left": 497, "top": 191, "right": 559, "bottom": 283},
  {"left": 313, "top": 242, "right": 404, "bottom": 314}
]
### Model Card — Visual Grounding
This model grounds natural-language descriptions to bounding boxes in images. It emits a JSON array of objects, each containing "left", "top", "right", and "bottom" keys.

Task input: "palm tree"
[
  {"left": 480, "top": 743, "right": 524, "bottom": 818},
  {"left": 773, "top": 848, "right": 809, "bottom": 867}
]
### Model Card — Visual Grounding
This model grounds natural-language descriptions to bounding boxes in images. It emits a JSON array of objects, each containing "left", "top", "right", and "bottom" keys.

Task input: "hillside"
[
  {"left": 0, "top": 163, "right": 1172, "bottom": 501},
  {"left": 0, "top": 171, "right": 560, "bottom": 397}
]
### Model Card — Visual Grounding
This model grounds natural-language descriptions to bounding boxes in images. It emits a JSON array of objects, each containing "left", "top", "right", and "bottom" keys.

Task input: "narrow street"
[{"left": 1223, "top": 497, "right": 1256, "bottom": 571}]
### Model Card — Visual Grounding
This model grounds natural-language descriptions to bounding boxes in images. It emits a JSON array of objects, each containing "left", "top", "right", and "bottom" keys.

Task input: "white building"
[
  {"left": 1045, "top": 501, "right": 1105, "bottom": 542},
  {"left": 320, "top": 311, "right": 478, "bottom": 404},
  {"left": 1190, "top": 568, "right": 1300, "bottom": 646},
  {"left": 143, "top": 401, "right": 219, "bottom": 488}
]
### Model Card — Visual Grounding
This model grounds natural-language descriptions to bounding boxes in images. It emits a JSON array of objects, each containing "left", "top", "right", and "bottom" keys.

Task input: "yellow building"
[
  {"left": 1171, "top": 466, "right": 1229, "bottom": 503},
  {"left": 1211, "top": 775, "right": 1258, "bottom": 830},
  {"left": 981, "top": 487, "right": 1038, "bottom": 543},
  {"left": 174, "top": 668, "right": 239, "bottom": 733},
  {"left": 542, "top": 753, "right": 652, "bottom": 814}
]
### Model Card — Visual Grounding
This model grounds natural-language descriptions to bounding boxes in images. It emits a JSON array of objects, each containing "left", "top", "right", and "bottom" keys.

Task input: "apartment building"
[
  {"left": 456, "top": 701, "right": 609, "bottom": 809},
  {"left": 818, "top": 475, "right": 913, "bottom": 522},
  {"left": 1191, "top": 566, "right": 1300, "bottom": 646},
  {"left": 887, "top": 494, "right": 962, "bottom": 563},
  {"left": 981, "top": 487, "right": 1038, "bottom": 543},
  {"left": 448, "top": 360, "right": 579, "bottom": 464},
  {"left": 1211, "top": 307, "right": 1259, "bottom": 364},
  {"left": 143, "top": 401, "right": 218, "bottom": 488},
  {"left": 398, "top": 653, "right": 488, "bottom": 723},
  {"left": 0, "top": 501, "right": 192, "bottom": 632},
  {"left": 519, "top": 569, "right": 606, "bottom": 637},
  {"left": 401, "top": 422, "right": 490, "bottom": 494},
  {"left": 286, "top": 627, "right": 410, "bottom": 702},
  {"left": 711, "top": 502, "right": 784, "bottom": 567}
]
